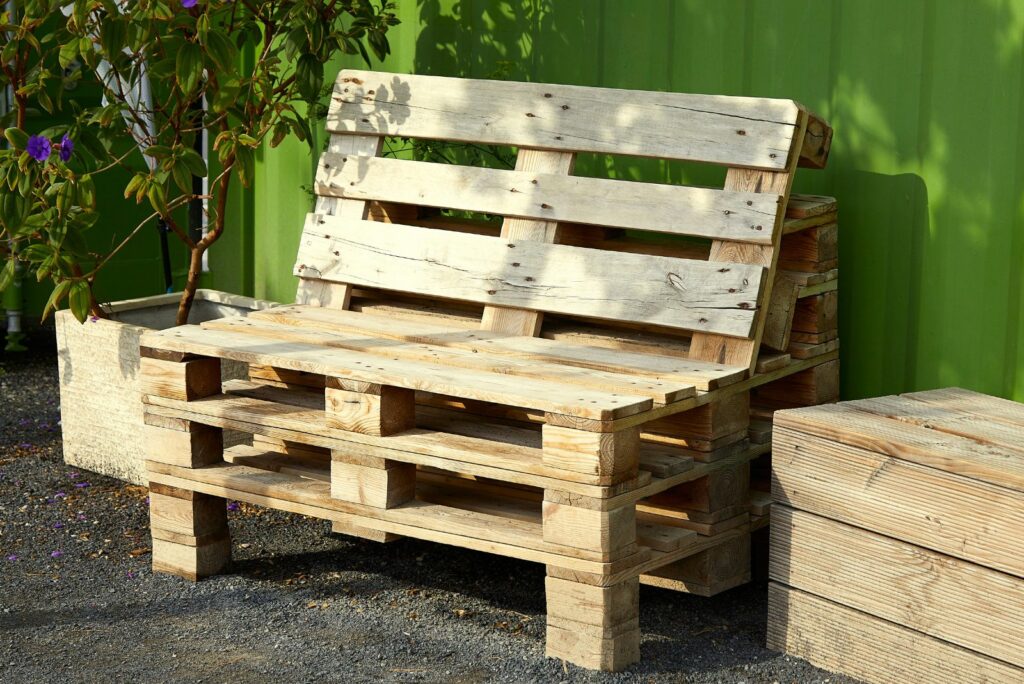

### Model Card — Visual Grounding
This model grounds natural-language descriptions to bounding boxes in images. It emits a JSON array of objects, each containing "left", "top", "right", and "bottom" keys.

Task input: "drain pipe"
[{"left": 3, "top": 0, "right": 26, "bottom": 351}]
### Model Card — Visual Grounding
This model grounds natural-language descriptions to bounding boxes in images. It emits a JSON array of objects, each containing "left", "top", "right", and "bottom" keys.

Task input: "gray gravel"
[{"left": 0, "top": 328, "right": 862, "bottom": 683}]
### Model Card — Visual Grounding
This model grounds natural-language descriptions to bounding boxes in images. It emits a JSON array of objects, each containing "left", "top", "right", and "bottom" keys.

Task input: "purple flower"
[
  {"left": 50, "top": 550, "right": 63, "bottom": 559},
  {"left": 55, "top": 491, "right": 67, "bottom": 498},
  {"left": 76, "top": 513, "right": 87, "bottom": 521},
  {"left": 6, "top": 554, "right": 17, "bottom": 562},
  {"left": 126, "top": 570, "right": 136, "bottom": 579},
  {"left": 68, "top": 472, "right": 80, "bottom": 480},
  {"left": 18, "top": 443, "right": 31, "bottom": 449},
  {"left": 53, "top": 522, "right": 64, "bottom": 529},
  {"left": 58, "top": 134, "right": 74, "bottom": 162},
  {"left": 182, "top": 0, "right": 198, "bottom": 7},
  {"left": 26, "top": 135, "right": 51, "bottom": 162},
  {"left": 74, "top": 482, "right": 90, "bottom": 489},
  {"left": 227, "top": 502, "right": 240, "bottom": 512}
]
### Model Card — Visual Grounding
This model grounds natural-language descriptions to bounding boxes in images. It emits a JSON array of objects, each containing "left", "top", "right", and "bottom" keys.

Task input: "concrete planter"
[{"left": 56, "top": 289, "right": 276, "bottom": 485}]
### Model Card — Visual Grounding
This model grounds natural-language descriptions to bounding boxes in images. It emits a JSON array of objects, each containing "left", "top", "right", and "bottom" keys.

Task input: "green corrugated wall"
[{"left": 24, "top": 1, "right": 1024, "bottom": 403}]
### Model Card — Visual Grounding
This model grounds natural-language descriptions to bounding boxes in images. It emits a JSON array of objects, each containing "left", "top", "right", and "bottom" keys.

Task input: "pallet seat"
[{"left": 141, "top": 70, "right": 835, "bottom": 671}]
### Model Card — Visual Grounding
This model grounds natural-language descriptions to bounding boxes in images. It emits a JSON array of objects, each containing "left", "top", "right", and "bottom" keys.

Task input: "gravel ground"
[{"left": 0, "top": 328, "right": 861, "bottom": 684}]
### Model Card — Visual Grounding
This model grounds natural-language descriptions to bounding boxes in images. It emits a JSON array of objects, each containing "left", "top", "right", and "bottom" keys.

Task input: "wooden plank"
[
  {"left": 294, "top": 215, "right": 767, "bottom": 338},
  {"left": 481, "top": 149, "right": 575, "bottom": 336},
  {"left": 796, "top": 110, "right": 833, "bottom": 169},
  {"left": 903, "top": 387, "right": 1024, "bottom": 429},
  {"left": 770, "top": 506, "right": 1024, "bottom": 668},
  {"left": 774, "top": 403, "right": 1024, "bottom": 493},
  {"left": 688, "top": 111, "right": 809, "bottom": 373},
  {"left": 772, "top": 426, "right": 1024, "bottom": 578},
  {"left": 761, "top": 274, "right": 800, "bottom": 352},
  {"left": 143, "top": 390, "right": 643, "bottom": 495},
  {"left": 147, "top": 461, "right": 648, "bottom": 575},
  {"left": 849, "top": 394, "right": 1024, "bottom": 456},
  {"left": 767, "top": 585, "right": 1023, "bottom": 684},
  {"left": 250, "top": 305, "right": 744, "bottom": 391},
  {"left": 297, "top": 134, "right": 383, "bottom": 309},
  {"left": 140, "top": 324, "right": 651, "bottom": 421},
  {"left": 328, "top": 70, "right": 801, "bottom": 169},
  {"left": 785, "top": 194, "right": 836, "bottom": 219},
  {"left": 316, "top": 154, "right": 782, "bottom": 246}
]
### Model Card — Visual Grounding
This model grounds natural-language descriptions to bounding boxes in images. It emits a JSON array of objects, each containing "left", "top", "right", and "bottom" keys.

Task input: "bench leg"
[
  {"left": 545, "top": 572, "right": 640, "bottom": 671},
  {"left": 150, "top": 483, "right": 231, "bottom": 581}
]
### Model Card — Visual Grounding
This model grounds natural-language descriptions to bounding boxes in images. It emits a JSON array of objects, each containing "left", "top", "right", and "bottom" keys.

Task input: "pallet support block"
[
  {"left": 545, "top": 573, "right": 640, "bottom": 671},
  {"left": 143, "top": 415, "right": 224, "bottom": 468},
  {"left": 325, "top": 379, "right": 415, "bottom": 436},
  {"left": 643, "top": 393, "right": 750, "bottom": 459},
  {"left": 331, "top": 451, "right": 416, "bottom": 508},
  {"left": 641, "top": 534, "right": 751, "bottom": 596},
  {"left": 149, "top": 483, "right": 231, "bottom": 581},
  {"left": 541, "top": 424, "right": 639, "bottom": 481},
  {"left": 140, "top": 354, "right": 222, "bottom": 401},
  {"left": 543, "top": 491, "right": 637, "bottom": 561}
]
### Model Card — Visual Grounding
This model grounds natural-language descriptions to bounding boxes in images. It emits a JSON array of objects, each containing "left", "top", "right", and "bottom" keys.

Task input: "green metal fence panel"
[{"left": 237, "top": 0, "right": 1024, "bottom": 402}]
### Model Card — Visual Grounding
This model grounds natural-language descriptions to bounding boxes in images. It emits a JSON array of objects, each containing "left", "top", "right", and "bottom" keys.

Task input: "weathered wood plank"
[
  {"left": 327, "top": 70, "right": 801, "bottom": 169},
  {"left": 316, "top": 153, "right": 781, "bottom": 245},
  {"left": 771, "top": 506, "right": 1024, "bottom": 668},
  {"left": 294, "top": 215, "right": 766, "bottom": 337}
]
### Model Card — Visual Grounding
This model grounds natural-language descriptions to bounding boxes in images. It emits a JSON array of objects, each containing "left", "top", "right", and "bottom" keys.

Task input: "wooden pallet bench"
[
  {"left": 141, "top": 70, "right": 835, "bottom": 671},
  {"left": 768, "top": 389, "right": 1024, "bottom": 684}
]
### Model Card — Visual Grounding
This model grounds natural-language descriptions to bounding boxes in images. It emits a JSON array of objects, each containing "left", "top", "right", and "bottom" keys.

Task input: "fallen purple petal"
[
  {"left": 227, "top": 502, "right": 240, "bottom": 512},
  {"left": 50, "top": 550, "right": 63, "bottom": 559},
  {"left": 6, "top": 555, "right": 17, "bottom": 562},
  {"left": 55, "top": 491, "right": 66, "bottom": 498},
  {"left": 68, "top": 472, "right": 80, "bottom": 479},
  {"left": 18, "top": 443, "right": 31, "bottom": 449},
  {"left": 53, "top": 522, "right": 63, "bottom": 529},
  {"left": 182, "top": 0, "right": 198, "bottom": 7},
  {"left": 74, "top": 482, "right": 91, "bottom": 489},
  {"left": 126, "top": 570, "right": 136, "bottom": 579},
  {"left": 76, "top": 513, "right": 87, "bottom": 521}
]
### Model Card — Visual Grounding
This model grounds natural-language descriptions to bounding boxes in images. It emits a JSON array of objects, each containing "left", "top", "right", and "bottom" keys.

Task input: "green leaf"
[
  {"left": 147, "top": 182, "right": 168, "bottom": 215},
  {"left": 234, "top": 146, "right": 255, "bottom": 188},
  {"left": 203, "top": 29, "right": 238, "bottom": 72},
  {"left": 100, "top": 17, "right": 127, "bottom": 55},
  {"left": 4, "top": 127, "right": 29, "bottom": 150},
  {"left": 58, "top": 41, "right": 79, "bottom": 70},
  {"left": 181, "top": 148, "right": 207, "bottom": 177},
  {"left": 68, "top": 281, "right": 91, "bottom": 323},
  {"left": 176, "top": 42, "right": 204, "bottom": 95},
  {"left": 0, "top": 260, "right": 15, "bottom": 294},
  {"left": 295, "top": 53, "right": 323, "bottom": 103},
  {"left": 41, "top": 280, "right": 70, "bottom": 321},
  {"left": 171, "top": 160, "right": 192, "bottom": 194},
  {"left": 145, "top": 144, "right": 173, "bottom": 160}
]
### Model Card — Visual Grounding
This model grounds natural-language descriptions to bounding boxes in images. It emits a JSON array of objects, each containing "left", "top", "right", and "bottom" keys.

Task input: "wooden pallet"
[
  {"left": 140, "top": 69, "right": 834, "bottom": 672},
  {"left": 768, "top": 389, "right": 1024, "bottom": 684}
]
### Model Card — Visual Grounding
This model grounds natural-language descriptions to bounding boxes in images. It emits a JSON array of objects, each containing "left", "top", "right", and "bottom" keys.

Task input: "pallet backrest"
[{"left": 294, "top": 70, "right": 811, "bottom": 374}]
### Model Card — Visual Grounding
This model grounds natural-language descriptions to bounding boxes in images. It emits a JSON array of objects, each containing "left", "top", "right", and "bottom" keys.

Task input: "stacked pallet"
[
  {"left": 141, "top": 69, "right": 837, "bottom": 672},
  {"left": 768, "top": 389, "right": 1024, "bottom": 684}
]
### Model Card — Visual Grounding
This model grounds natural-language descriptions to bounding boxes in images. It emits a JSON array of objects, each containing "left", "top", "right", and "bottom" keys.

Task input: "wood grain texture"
[
  {"left": 772, "top": 426, "right": 1024, "bottom": 578},
  {"left": 316, "top": 153, "right": 781, "bottom": 244},
  {"left": 767, "top": 585, "right": 1023, "bottom": 684},
  {"left": 481, "top": 148, "right": 575, "bottom": 336},
  {"left": 248, "top": 305, "right": 745, "bottom": 391},
  {"left": 771, "top": 506, "right": 1024, "bottom": 668},
  {"left": 141, "top": 324, "right": 652, "bottom": 421},
  {"left": 328, "top": 70, "right": 800, "bottom": 169},
  {"left": 294, "top": 215, "right": 766, "bottom": 337},
  {"left": 688, "top": 111, "right": 809, "bottom": 372}
]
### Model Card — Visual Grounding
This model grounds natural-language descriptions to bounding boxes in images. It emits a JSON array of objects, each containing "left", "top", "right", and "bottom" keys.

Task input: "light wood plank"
[
  {"left": 148, "top": 461, "right": 648, "bottom": 574},
  {"left": 328, "top": 70, "right": 801, "bottom": 169},
  {"left": 298, "top": 134, "right": 382, "bottom": 308},
  {"left": 248, "top": 305, "right": 745, "bottom": 391},
  {"left": 316, "top": 153, "right": 781, "bottom": 245},
  {"left": 767, "top": 585, "right": 1023, "bottom": 684},
  {"left": 480, "top": 148, "right": 575, "bottom": 336},
  {"left": 294, "top": 215, "right": 766, "bottom": 337},
  {"left": 772, "top": 426, "right": 1024, "bottom": 579},
  {"left": 771, "top": 506, "right": 1024, "bottom": 668},
  {"left": 141, "top": 324, "right": 651, "bottom": 420},
  {"left": 774, "top": 403, "right": 1024, "bottom": 493},
  {"left": 689, "top": 112, "right": 809, "bottom": 372}
]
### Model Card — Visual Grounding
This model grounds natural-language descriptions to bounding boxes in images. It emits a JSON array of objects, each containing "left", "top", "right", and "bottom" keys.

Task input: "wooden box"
[{"left": 768, "top": 388, "right": 1024, "bottom": 684}]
